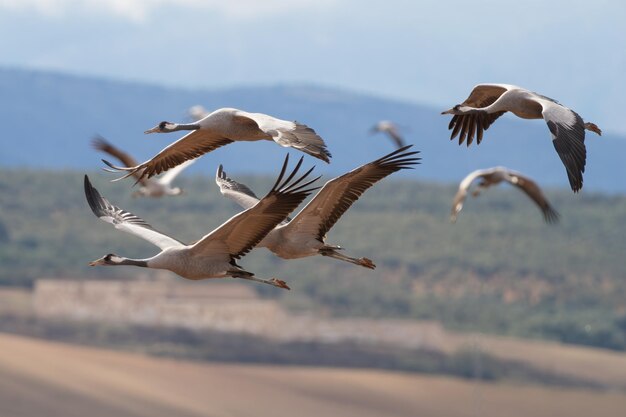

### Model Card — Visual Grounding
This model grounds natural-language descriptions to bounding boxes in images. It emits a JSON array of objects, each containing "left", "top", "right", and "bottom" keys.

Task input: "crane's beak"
[
  {"left": 441, "top": 108, "right": 455, "bottom": 115},
  {"left": 88, "top": 257, "right": 106, "bottom": 266},
  {"left": 144, "top": 125, "right": 161, "bottom": 134}
]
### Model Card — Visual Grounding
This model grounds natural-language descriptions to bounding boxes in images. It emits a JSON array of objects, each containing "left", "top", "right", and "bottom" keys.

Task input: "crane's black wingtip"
[
  {"left": 83, "top": 174, "right": 103, "bottom": 218},
  {"left": 101, "top": 159, "right": 117, "bottom": 169},
  {"left": 91, "top": 135, "right": 107, "bottom": 148},
  {"left": 318, "top": 152, "right": 331, "bottom": 164},
  {"left": 544, "top": 209, "right": 561, "bottom": 224},
  {"left": 84, "top": 174, "right": 97, "bottom": 192}
]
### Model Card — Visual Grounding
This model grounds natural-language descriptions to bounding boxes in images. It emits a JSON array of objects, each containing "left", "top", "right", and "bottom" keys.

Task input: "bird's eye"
[
  {"left": 158, "top": 121, "right": 168, "bottom": 129},
  {"left": 105, "top": 253, "right": 114, "bottom": 260}
]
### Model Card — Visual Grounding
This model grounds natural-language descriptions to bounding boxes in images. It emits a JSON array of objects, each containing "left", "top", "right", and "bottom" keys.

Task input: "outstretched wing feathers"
[
  {"left": 191, "top": 155, "right": 320, "bottom": 259},
  {"left": 277, "top": 123, "right": 332, "bottom": 163},
  {"left": 92, "top": 136, "right": 148, "bottom": 186},
  {"left": 284, "top": 145, "right": 420, "bottom": 242},
  {"left": 104, "top": 109, "right": 332, "bottom": 184},
  {"left": 215, "top": 165, "right": 261, "bottom": 210},
  {"left": 450, "top": 168, "right": 495, "bottom": 222},
  {"left": 509, "top": 174, "right": 560, "bottom": 223},
  {"left": 83, "top": 175, "right": 185, "bottom": 250},
  {"left": 450, "top": 111, "right": 507, "bottom": 146},
  {"left": 450, "top": 167, "right": 559, "bottom": 224},
  {"left": 462, "top": 84, "right": 511, "bottom": 107},
  {"left": 92, "top": 136, "right": 140, "bottom": 168},
  {"left": 371, "top": 122, "right": 406, "bottom": 149},
  {"left": 109, "top": 129, "right": 234, "bottom": 183},
  {"left": 386, "top": 128, "right": 406, "bottom": 148},
  {"left": 542, "top": 102, "right": 587, "bottom": 192},
  {"left": 446, "top": 84, "right": 511, "bottom": 146}
]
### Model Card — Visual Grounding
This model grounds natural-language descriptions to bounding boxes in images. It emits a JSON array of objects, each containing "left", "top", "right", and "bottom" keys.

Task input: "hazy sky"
[{"left": 1, "top": 0, "right": 624, "bottom": 133}]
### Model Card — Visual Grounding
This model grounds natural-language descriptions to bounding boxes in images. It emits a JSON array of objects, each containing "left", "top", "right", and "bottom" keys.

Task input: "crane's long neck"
[
  {"left": 110, "top": 255, "right": 149, "bottom": 267},
  {"left": 121, "top": 258, "right": 149, "bottom": 267},
  {"left": 169, "top": 123, "right": 201, "bottom": 132}
]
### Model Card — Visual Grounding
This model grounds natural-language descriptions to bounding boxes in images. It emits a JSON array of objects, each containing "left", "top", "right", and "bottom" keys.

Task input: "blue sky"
[{"left": 1, "top": 0, "right": 624, "bottom": 134}]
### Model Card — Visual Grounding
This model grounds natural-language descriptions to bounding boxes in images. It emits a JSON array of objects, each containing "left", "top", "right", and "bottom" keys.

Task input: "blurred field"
[
  {"left": 3, "top": 281, "right": 626, "bottom": 390},
  {"left": 442, "top": 332, "right": 626, "bottom": 389},
  {"left": 1, "top": 332, "right": 625, "bottom": 417},
  {"left": 0, "top": 287, "right": 31, "bottom": 314}
]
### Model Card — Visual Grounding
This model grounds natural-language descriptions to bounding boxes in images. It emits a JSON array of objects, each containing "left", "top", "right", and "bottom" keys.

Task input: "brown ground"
[
  {"left": 443, "top": 332, "right": 626, "bottom": 389},
  {"left": 1, "top": 333, "right": 625, "bottom": 417}
]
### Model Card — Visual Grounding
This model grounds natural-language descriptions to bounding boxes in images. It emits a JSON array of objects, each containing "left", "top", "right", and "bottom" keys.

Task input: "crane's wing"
[
  {"left": 540, "top": 100, "right": 587, "bottom": 192},
  {"left": 92, "top": 136, "right": 140, "bottom": 168},
  {"left": 84, "top": 176, "right": 185, "bottom": 250},
  {"left": 506, "top": 171, "right": 560, "bottom": 223},
  {"left": 92, "top": 136, "right": 149, "bottom": 186},
  {"left": 190, "top": 155, "right": 320, "bottom": 259},
  {"left": 104, "top": 129, "right": 234, "bottom": 183},
  {"left": 238, "top": 110, "right": 332, "bottom": 163},
  {"left": 446, "top": 84, "right": 512, "bottom": 146},
  {"left": 462, "top": 84, "right": 514, "bottom": 107},
  {"left": 449, "top": 168, "right": 498, "bottom": 223},
  {"left": 450, "top": 188, "right": 468, "bottom": 223},
  {"left": 216, "top": 165, "right": 292, "bottom": 225},
  {"left": 215, "top": 164, "right": 261, "bottom": 210},
  {"left": 370, "top": 122, "right": 406, "bottom": 149},
  {"left": 283, "top": 145, "right": 420, "bottom": 242},
  {"left": 157, "top": 159, "right": 196, "bottom": 186},
  {"left": 385, "top": 127, "right": 406, "bottom": 149}
]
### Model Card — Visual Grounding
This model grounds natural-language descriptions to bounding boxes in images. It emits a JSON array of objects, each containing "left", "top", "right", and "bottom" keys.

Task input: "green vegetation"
[{"left": 1, "top": 169, "right": 626, "bottom": 350}]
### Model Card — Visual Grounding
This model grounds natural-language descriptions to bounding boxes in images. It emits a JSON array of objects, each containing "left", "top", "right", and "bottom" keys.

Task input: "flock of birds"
[{"left": 86, "top": 83, "right": 601, "bottom": 290}]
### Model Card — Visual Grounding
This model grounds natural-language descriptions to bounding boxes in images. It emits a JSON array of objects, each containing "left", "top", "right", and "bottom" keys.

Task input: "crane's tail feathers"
[
  {"left": 300, "top": 145, "right": 332, "bottom": 164},
  {"left": 287, "top": 123, "right": 332, "bottom": 163}
]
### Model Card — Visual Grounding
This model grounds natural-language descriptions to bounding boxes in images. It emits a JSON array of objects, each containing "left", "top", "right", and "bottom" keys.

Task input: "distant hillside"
[
  {"left": 1, "top": 169, "right": 625, "bottom": 350},
  {"left": 0, "top": 67, "right": 624, "bottom": 192}
]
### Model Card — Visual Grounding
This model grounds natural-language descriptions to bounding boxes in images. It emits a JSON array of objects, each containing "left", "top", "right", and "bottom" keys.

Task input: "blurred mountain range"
[{"left": 1, "top": 67, "right": 623, "bottom": 192}]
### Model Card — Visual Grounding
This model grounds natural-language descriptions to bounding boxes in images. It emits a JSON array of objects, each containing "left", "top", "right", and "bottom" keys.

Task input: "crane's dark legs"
[
  {"left": 230, "top": 270, "right": 290, "bottom": 290},
  {"left": 319, "top": 246, "right": 376, "bottom": 269},
  {"left": 584, "top": 122, "right": 602, "bottom": 136}
]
